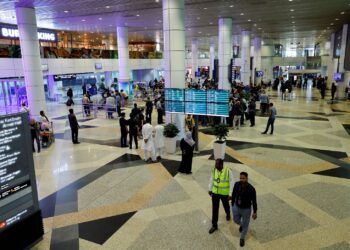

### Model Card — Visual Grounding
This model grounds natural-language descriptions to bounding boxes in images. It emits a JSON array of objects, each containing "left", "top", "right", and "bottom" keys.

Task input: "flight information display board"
[
  {"left": 207, "top": 89, "right": 229, "bottom": 117},
  {"left": 165, "top": 88, "right": 185, "bottom": 113},
  {"left": 0, "top": 112, "right": 43, "bottom": 248},
  {"left": 185, "top": 89, "right": 207, "bottom": 115}
]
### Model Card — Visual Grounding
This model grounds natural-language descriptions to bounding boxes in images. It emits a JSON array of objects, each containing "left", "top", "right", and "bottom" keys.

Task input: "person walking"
[
  {"left": 68, "top": 109, "right": 80, "bottom": 144},
  {"left": 119, "top": 112, "right": 128, "bottom": 147},
  {"left": 178, "top": 132, "right": 195, "bottom": 174},
  {"left": 208, "top": 159, "right": 234, "bottom": 234},
  {"left": 231, "top": 172, "right": 257, "bottom": 247},
  {"left": 145, "top": 97, "right": 153, "bottom": 124},
  {"left": 128, "top": 113, "right": 138, "bottom": 149},
  {"left": 331, "top": 82, "right": 337, "bottom": 103},
  {"left": 248, "top": 99, "right": 256, "bottom": 127},
  {"left": 154, "top": 124, "right": 165, "bottom": 160},
  {"left": 29, "top": 118, "right": 40, "bottom": 153},
  {"left": 156, "top": 98, "right": 163, "bottom": 124},
  {"left": 261, "top": 103, "right": 277, "bottom": 135},
  {"left": 142, "top": 122, "right": 156, "bottom": 163}
]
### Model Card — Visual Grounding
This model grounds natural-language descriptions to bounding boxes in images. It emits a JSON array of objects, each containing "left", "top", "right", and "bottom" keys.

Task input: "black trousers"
[
  {"left": 117, "top": 106, "right": 121, "bottom": 117},
  {"left": 71, "top": 128, "right": 78, "bottom": 143},
  {"left": 121, "top": 132, "right": 128, "bottom": 147},
  {"left": 249, "top": 112, "right": 255, "bottom": 126},
  {"left": 32, "top": 135, "right": 40, "bottom": 152},
  {"left": 146, "top": 111, "right": 152, "bottom": 123},
  {"left": 129, "top": 131, "right": 138, "bottom": 149},
  {"left": 157, "top": 109, "right": 163, "bottom": 124},
  {"left": 212, "top": 193, "right": 230, "bottom": 228},
  {"left": 264, "top": 117, "right": 275, "bottom": 134}
]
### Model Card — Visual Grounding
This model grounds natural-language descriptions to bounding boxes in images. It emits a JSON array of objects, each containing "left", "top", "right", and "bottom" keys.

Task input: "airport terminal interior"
[{"left": 0, "top": 1, "right": 349, "bottom": 250}]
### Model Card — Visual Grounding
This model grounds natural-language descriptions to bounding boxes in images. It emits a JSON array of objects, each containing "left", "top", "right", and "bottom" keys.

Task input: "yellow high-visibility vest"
[{"left": 212, "top": 167, "right": 230, "bottom": 195}]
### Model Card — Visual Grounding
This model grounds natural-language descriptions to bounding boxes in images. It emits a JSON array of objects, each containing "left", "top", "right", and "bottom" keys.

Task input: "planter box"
[
  {"left": 165, "top": 137, "right": 177, "bottom": 154},
  {"left": 213, "top": 140, "right": 226, "bottom": 160}
]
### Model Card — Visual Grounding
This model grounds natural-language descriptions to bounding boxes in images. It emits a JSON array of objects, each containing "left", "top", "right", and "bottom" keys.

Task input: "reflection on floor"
[{"left": 32, "top": 88, "right": 350, "bottom": 250}]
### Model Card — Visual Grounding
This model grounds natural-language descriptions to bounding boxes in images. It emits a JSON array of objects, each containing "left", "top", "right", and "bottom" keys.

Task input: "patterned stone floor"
[{"left": 32, "top": 86, "right": 350, "bottom": 250}]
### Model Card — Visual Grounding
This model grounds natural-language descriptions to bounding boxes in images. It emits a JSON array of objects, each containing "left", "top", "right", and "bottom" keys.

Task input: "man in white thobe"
[
  {"left": 154, "top": 124, "right": 165, "bottom": 160},
  {"left": 142, "top": 122, "right": 156, "bottom": 163}
]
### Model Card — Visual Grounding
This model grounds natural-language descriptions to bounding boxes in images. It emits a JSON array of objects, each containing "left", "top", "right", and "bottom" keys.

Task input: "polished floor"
[{"left": 32, "top": 86, "right": 350, "bottom": 250}]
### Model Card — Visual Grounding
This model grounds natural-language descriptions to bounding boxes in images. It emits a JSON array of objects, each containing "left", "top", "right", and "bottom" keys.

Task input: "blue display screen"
[
  {"left": 165, "top": 88, "right": 185, "bottom": 113},
  {"left": 207, "top": 89, "right": 229, "bottom": 103},
  {"left": 165, "top": 88, "right": 184, "bottom": 101},
  {"left": 207, "top": 103, "right": 229, "bottom": 117}
]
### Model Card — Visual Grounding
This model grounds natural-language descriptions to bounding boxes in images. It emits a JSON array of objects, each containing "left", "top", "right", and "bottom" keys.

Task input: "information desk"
[{"left": 0, "top": 112, "right": 43, "bottom": 249}]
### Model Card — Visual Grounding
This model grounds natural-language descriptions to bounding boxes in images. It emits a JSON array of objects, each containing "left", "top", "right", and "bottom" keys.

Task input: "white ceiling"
[{"left": 0, "top": 0, "right": 349, "bottom": 49}]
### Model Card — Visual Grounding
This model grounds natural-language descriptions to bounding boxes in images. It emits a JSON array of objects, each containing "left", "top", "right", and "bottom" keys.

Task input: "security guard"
[{"left": 208, "top": 158, "right": 234, "bottom": 234}]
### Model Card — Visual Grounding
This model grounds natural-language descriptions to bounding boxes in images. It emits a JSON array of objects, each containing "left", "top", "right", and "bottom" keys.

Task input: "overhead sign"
[
  {"left": 0, "top": 25, "right": 57, "bottom": 42},
  {"left": 0, "top": 112, "right": 43, "bottom": 249},
  {"left": 53, "top": 74, "right": 77, "bottom": 81}
]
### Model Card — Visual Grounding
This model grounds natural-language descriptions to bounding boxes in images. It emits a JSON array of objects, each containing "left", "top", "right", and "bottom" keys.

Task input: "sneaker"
[
  {"left": 240, "top": 239, "right": 245, "bottom": 247},
  {"left": 208, "top": 227, "right": 217, "bottom": 234}
]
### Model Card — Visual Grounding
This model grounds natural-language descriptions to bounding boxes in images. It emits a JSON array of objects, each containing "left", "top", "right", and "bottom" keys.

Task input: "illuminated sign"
[{"left": 0, "top": 26, "right": 57, "bottom": 42}]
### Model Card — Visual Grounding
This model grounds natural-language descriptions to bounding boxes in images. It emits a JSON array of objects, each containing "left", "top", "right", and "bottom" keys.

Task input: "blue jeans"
[
  {"left": 264, "top": 117, "right": 275, "bottom": 134},
  {"left": 232, "top": 205, "right": 251, "bottom": 240}
]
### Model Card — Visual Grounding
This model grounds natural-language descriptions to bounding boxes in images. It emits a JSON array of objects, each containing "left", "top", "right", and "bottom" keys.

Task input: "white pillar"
[
  {"left": 338, "top": 24, "right": 348, "bottom": 98},
  {"left": 191, "top": 38, "right": 198, "bottom": 79},
  {"left": 163, "top": 0, "right": 186, "bottom": 137},
  {"left": 218, "top": 17, "right": 232, "bottom": 90},
  {"left": 241, "top": 30, "right": 251, "bottom": 86},
  {"left": 209, "top": 37, "right": 215, "bottom": 79},
  {"left": 253, "top": 36, "right": 262, "bottom": 84},
  {"left": 116, "top": 26, "right": 131, "bottom": 94},
  {"left": 327, "top": 33, "right": 335, "bottom": 88},
  {"left": 15, "top": 7, "right": 46, "bottom": 116}
]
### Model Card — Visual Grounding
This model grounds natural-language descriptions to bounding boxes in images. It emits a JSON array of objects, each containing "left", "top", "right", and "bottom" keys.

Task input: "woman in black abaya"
[{"left": 178, "top": 132, "right": 195, "bottom": 174}]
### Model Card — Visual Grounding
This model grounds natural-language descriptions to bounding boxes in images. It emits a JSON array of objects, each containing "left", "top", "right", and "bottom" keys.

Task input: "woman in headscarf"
[{"left": 178, "top": 131, "right": 195, "bottom": 174}]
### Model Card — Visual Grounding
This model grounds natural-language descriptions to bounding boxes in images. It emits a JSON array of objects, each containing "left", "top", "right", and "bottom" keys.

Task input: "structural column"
[
  {"left": 15, "top": 7, "right": 46, "bottom": 116},
  {"left": 116, "top": 26, "right": 131, "bottom": 94},
  {"left": 163, "top": 0, "right": 186, "bottom": 136},
  {"left": 191, "top": 38, "right": 198, "bottom": 79},
  {"left": 327, "top": 33, "right": 335, "bottom": 89},
  {"left": 209, "top": 37, "right": 215, "bottom": 79},
  {"left": 253, "top": 36, "right": 262, "bottom": 84},
  {"left": 218, "top": 17, "right": 232, "bottom": 90},
  {"left": 241, "top": 30, "right": 251, "bottom": 85},
  {"left": 338, "top": 24, "right": 348, "bottom": 98}
]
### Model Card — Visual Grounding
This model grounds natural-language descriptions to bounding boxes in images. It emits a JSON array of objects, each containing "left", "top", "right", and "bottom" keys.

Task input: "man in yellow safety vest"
[{"left": 208, "top": 158, "right": 234, "bottom": 234}]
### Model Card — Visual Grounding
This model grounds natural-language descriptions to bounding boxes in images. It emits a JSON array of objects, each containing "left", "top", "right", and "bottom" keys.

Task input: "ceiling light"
[
  {"left": 155, "top": 0, "right": 159, "bottom": 2},
  {"left": 158, "top": 20, "right": 162, "bottom": 23},
  {"left": 136, "top": 14, "right": 140, "bottom": 17},
  {"left": 335, "top": 18, "right": 339, "bottom": 21},
  {"left": 82, "top": 19, "right": 86, "bottom": 22},
  {"left": 198, "top": 31, "right": 202, "bottom": 34},
  {"left": 258, "top": 27, "right": 261, "bottom": 30},
  {"left": 197, "top": 17, "right": 200, "bottom": 20},
  {"left": 289, "top": 0, "right": 293, "bottom": 1},
  {"left": 230, "top": 5, "right": 234, "bottom": 8},
  {"left": 292, "top": 21, "right": 295, "bottom": 24},
  {"left": 290, "top": 9, "right": 294, "bottom": 12},
  {"left": 254, "top": 23, "right": 257, "bottom": 26},
  {"left": 291, "top": 16, "right": 294, "bottom": 18},
  {"left": 330, "top": 23, "right": 334, "bottom": 25},
  {"left": 109, "top": 24, "right": 112, "bottom": 27},
  {"left": 203, "top": 7, "right": 207, "bottom": 10},
  {"left": 125, "top": 22, "right": 128, "bottom": 25},
  {"left": 105, "top": 6, "right": 110, "bottom": 8},
  {"left": 64, "top": 10, "right": 69, "bottom": 13},
  {"left": 240, "top": 13, "right": 244, "bottom": 15},
  {"left": 341, "top": 11, "right": 345, "bottom": 15},
  {"left": 98, "top": 17, "right": 102, "bottom": 20},
  {"left": 248, "top": 19, "right": 251, "bottom": 22},
  {"left": 209, "top": 22, "right": 213, "bottom": 25},
  {"left": 188, "top": 28, "right": 191, "bottom": 31}
]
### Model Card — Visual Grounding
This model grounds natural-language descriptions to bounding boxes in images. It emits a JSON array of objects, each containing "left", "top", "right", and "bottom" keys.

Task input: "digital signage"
[
  {"left": 165, "top": 88, "right": 185, "bottom": 113},
  {"left": 207, "top": 89, "right": 229, "bottom": 117},
  {"left": 0, "top": 112, "right": 43, "bottom": 249},
  {"left": 0, "top": 25, "right": 57, "bottom": 42},
  {"left": 185, "top": 89, "right": 207, "bottom": 115}
]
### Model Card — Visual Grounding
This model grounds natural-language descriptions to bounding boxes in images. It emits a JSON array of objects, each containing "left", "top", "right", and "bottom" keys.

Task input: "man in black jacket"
[
  {"left": 232, "top": 172, "right": 257, "bottom": 247},
  {"left": 68, "top": 109, "right": 80, "bottom": 144},
  {"left": 145, "top": 97, "right": 153, "bottom": 124},
  {"left": 119, "top": 112, "right": 128, "bottom": 147}
]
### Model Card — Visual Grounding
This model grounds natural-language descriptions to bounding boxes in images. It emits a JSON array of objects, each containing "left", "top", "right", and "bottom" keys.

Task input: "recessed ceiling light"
[
  {"left": 198, "top": 31, "right": 202, "bottom": 34},
  {"left": 98, "top": 17, "right": 102, "bottom": 20},
  {"left": 203, "top": 7, "right": 207, "bottom": 10},
  {"left": 136, "top": 14, "right": 140, "bottom": 17},
  {"left": 209, "top": 22, "right": 213, "bottom": 25},
  {"left": 105, "top": 6, "right": 110, "bottom": 8},
  {"left": 82, "top": 19, "right": 86, "bottom": 22},
  {"left": 64, "top": 10, "right": 69, "bottom": 13},
  {"left": 197, "top": 17, "right": 200, "bottom": 20},
  {"left": 290, "top": 9, "right": 294, "bottom": 12},
  {"left": 258, "top": 27, "right": 261, "bottom": 30},
  {"left": 240, "top": 13, "right": 244, "bottom": 15},
  {"left": 155, "top": 0, "right": 159, "bottom": 2},
  {"left": 292, "top": 21, "right": 295, "bottom": 24},
  {"left": 335, "top": 18, "right": 339, "bottom": 21},
  {"left": 254, "top": 23, "right": 257, "bottom": 26},
  {"left": 188, "top": 28, "right": 191, "bottom": 31},
  {"left": 291, "top": 16, "right": 294, "bottom": 18},
  {"left": 327, "top": 27, "right": 330, "bottom": 29},
  {"left": 330, "top": 23, "right": 334, "bottom": 25},
  {"left": 248, "top": 19, "right": 251, "bottom": 22},
  {"left": 341, "top": 11, "right": 345, "bottom": 15},
  {"left": 230, "top": 5, "right": 234, "bottom": 8}
]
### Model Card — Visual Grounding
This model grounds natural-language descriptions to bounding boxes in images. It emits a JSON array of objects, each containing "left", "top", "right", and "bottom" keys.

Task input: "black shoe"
[
  {"left": 270, "top": 133, "right": 273, "bottom": 135},
  {"left": 226, "top": 215, "right": 231, "bottom": 221},
  {"left": 261, "top": 132, "right": 267, "bottom": 134},
  {"left": 129, "top": 147, "right": 132, "bottom": 149},
  {"left": 239, "top": 226, "right": 242, "bottom": 232},
  {"left": 240, "top": 239, "right": 245, "bottom": 247},
  {"left": 208, "top": 227, "right": 217, "bottom": 234}
]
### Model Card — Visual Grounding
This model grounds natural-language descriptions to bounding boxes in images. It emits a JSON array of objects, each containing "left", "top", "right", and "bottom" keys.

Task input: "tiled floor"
[{"left": 32, "top": 86, "right": 350, "bottom": 250}]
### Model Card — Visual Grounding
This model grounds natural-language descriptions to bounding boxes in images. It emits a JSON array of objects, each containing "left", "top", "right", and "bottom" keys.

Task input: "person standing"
[
  {"left": 156, "top": 98, "right": 163, "bottom": 124},
  {"left": 115, "top": 92, "right": 121, "bottom": 117},
  {"left": 208, "top": 159, "right": 234, "bottom": 234},
  {"left": 248, "top": 99, "right": 256, "bottom": 127},
  {"left": 119, "top": 112, "right": 128, "bottom": 147},
  {"left": 320, "top": 80, "right": 326, "bottom": 99},
  {"left": 261, "top": 103, "right": 277, "bottom": 135},
  {"left": 128, "top": 113, "right": 138, "bottom": 149},
  {"left": 105, "top": 93, "right": 116, "bottom": 119},
  {"left": 29, "top": 118, "right": 40, "bottom": 153},
  {"left": 231, "top": 172, "right": 257, "bottom": 247},
  {"left": 142, "top": 122, "right": 156, "bottom": 163},
  {"left": 145, "top": 97, "right": 153, "bottom": 124},
  {"left": 154, "top": 124, "right": 165, "bottom": 160},
  {"left": 178, "top": 132, "right": 195, "bottom": 174},
  {"left": 68, "top": 109, "right": 80, "bottom": 144},
  {"left": 331, "top": 82, "right": 337, "bottom": 102}
]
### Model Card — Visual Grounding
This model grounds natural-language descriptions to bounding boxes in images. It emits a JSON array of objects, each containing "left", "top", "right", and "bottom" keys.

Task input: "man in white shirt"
[
  {"left": 105, "top": 93, "right": 116, "bottom": 119},
  {"left": 142, "top": 122, "right": 156, "bottom": 163},
  {"left": 154, "top": 124, "right": 165, "bottom": 160},
  {"left": 208, "top": 158, "right": 234, "bottom": 234}
]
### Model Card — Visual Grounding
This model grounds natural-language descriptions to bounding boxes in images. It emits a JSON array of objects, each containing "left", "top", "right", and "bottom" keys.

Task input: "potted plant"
[
  {"left": 213, "top": 124, "right": 229, "bottom": 159},
  {"left": 163, "top": 123, "right": 180, "bottom": 154}
]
